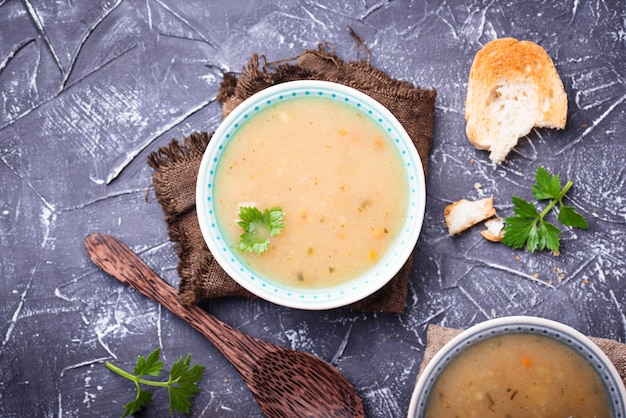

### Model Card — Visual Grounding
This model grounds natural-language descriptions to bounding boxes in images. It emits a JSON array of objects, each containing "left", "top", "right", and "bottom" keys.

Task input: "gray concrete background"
[{"left": 1, "top": 1, "right": 624, "bottom": 416}]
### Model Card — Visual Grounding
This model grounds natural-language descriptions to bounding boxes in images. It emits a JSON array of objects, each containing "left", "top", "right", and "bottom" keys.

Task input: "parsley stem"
[
  {"left": 559, "top": 180, "right": 574, "bottom": 204},
  {"left": 105, "top": 362, "right": 171, "bottom": 387},
  {"left": 538, "top": 180, "right": 573, "bottom": 219}
]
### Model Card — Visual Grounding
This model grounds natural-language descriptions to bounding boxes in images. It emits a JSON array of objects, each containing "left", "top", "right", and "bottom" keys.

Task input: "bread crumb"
[
  {"left": 481, "top": 217, "right": 504, "bottom": 242},
  {"left": 553, "top": 265, "right": 566, "bottom": 282},
  {"left": 444, "top": 196, "right": 496, "bottom": 235},
  {"left": 474, "top": 182, "right": 482, "bottom": 190}
]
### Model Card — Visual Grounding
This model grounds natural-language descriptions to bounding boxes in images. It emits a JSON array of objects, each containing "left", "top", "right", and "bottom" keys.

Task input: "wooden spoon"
[{"left": 84, "top": 233, "right": 364, "bottom": 418}]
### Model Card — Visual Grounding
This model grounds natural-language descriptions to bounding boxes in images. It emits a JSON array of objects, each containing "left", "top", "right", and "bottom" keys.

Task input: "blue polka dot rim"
[{"left": 196, "top": 80, "right": 426, "bottom": 310}]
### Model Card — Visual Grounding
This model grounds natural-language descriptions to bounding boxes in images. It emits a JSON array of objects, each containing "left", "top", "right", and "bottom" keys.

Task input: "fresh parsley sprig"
[
  {"left": 105, "top": 348, "right": 204, "bottom": 416},
  {"left": 237, "top": 206, "right": 285, "bottom": 254},
  {"left": 502, "top": 166, "right": 588, "bottom": 253}
]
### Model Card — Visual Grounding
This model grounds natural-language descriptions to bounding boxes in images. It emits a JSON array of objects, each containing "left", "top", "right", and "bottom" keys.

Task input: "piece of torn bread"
[
  {"left": 481, "top": 217, "right": 505, "bottom": 242},
  {"left": 465, "top": 38, "right": 568, "bottom": 164},
  {"left": 444, "top": 196, "right": 496, "bottom": 235}
]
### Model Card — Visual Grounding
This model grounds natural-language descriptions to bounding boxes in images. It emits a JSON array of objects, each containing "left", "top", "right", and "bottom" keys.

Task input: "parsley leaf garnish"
[
  {"left": 105, "top": 347, "right": 205, "bottom": 416},
  {"left": 237, "top": 206, "right": 285, "bottom": 254},
  {"left": 502, "top": 166, "right": 588, "bottom": 253}
]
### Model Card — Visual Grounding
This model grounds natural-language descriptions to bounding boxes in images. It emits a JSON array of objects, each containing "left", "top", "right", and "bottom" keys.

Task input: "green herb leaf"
[
  {"left": 526, "top": 222, "right": 540, "bottom": 253},
  {"left": 510, "top": 195, "right": 540, "bottom": 219},
  {"left": 558, "top": 205, "right": 589, "bottom": 229},
  {"left": 105, "top": 348, "right": 204, "bottom": 416},
  {"left": 123, "top": 389, "right": 153, "bottom": 417},
  {"left": 532, "top": 165, "right": 562, "bottom": 200},
  {"left": 237, "top": 206, "right": 285, "bottom": 254},
  {"left": 502, "top": 166, "right": 588, "bottom": 253},
  {"left": 502, "top": 216, "right": 537, "bottom": 250},
  {"left": 538, "top": 220, "right": 561, "bottom": 252},
  {"left": 133, "top": 347, "right": 163, "bottom": 377},
  {"left": 167, "top": 354, "right": 205, "bottom": 414}
]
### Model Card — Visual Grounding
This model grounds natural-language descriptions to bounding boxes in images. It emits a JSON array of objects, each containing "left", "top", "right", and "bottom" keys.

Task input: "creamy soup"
[
  {"left": 425, "top": 333, "right": 612, "bottom": 418},
  {"left": 213, "top": 96, "right": 408, "bottom": 288}
]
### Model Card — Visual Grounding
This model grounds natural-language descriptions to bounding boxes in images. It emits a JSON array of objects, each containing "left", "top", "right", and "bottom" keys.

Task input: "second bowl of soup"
[
  {"left": 408, "top": 316, "right": 626, "bottom": 418},
  {"left": 196, "top": 80, "right": 425, "bottom": 309}
]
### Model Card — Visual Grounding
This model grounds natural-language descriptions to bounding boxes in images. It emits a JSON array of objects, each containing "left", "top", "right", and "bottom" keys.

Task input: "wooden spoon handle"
[
  {"left": 85, "top": 233, "right": 365, "bottom": 418},
  {"left": 83, "top": 233, "right": 270, "bottom": 369}
]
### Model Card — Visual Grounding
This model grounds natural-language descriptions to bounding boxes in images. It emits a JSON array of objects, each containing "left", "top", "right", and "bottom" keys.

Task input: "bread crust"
[
  {"left": 444, "top": 196, "right": 496, "bottom": 236},
  {"left": 465, "top": 38, "right": 567, "bottom": 163},
  {"left": 481, "top": 217, "right": 504, "bottom": 242}
]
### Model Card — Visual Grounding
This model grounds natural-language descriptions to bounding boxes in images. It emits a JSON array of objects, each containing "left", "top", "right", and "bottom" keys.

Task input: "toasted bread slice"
[
  {"left": 465, "top": 38, "right": 567, "bottom": 164},
  {"left": 444, "top": 196, "right": 496, "bottom": 236}
]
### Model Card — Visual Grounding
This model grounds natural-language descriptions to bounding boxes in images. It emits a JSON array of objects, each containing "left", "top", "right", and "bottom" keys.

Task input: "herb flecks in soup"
[
  {"left": 214, "top": 97, "right": 408, "bottom": 288},
  {"left": 425, "top": 333, "right": 612, "bottom": 418}
]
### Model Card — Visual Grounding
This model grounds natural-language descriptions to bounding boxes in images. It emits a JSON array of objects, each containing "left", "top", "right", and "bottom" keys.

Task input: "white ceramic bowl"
[
  {"left": 196, "top": 80, "right": 426, "bottom": 310},
  {"left": 408, "top": 316, "right": 626, "bottom": 417}
]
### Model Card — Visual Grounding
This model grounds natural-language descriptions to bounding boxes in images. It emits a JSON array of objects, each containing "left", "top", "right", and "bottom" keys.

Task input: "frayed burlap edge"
[
  {"left": 148, "top": 133, "right": 253, "bottom": 305},
  {"left": 148, "top": 34, "right": 436, "bottom": 313},
  {"left": 218, "top": 43, "right": 436, "bottom": 175}
]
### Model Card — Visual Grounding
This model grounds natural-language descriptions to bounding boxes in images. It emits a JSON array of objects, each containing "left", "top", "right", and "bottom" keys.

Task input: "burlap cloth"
[
  {"left": 418, "top": 324, "right": 626, "bottom": 387},
  {"left": 148, "top": 39, "right": 436, "bottom": 313}
]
